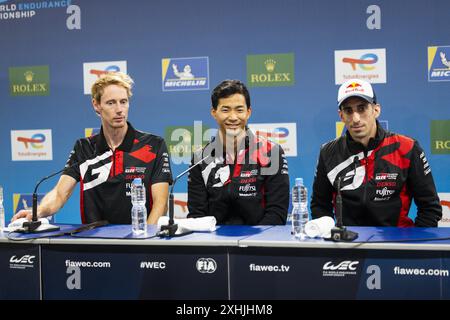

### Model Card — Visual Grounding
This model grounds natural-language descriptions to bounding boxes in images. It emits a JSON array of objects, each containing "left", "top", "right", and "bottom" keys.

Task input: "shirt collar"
[
  {"left": 345, "top": 120, "right": 386, "bottom": 152},
  {"left": 95, "top": 122, "right": 136, "bottom": 153},
  {"left": 214, "top": 129, "right": 252, "bottom": 158}
]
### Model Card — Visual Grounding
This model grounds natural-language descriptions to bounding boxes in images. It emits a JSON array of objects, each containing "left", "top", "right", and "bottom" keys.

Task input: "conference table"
[{"left": 1, "top": 224, "right": 450, "bottom": 300}]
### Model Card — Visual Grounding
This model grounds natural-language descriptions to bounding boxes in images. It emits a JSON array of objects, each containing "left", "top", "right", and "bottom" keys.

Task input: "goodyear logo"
[
  {"left": 162, "top": 57, "right": 209, "bottom": 91},
  {"left": 428, "top": 46, "right": 450, "bottom": 82}
]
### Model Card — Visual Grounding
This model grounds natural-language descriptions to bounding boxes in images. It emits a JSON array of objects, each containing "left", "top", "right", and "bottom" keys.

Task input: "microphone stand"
[
  {"left": 159, "top": 154, "right": 211, "bottom": 237},
  {"left": 329, "top": 176, "right": 358, "bottom": 241},
  {"left": 329, "top": 157, "right": 360, "bottom": 242},
  {"left": 19, "top": 168, "right": 65, "bottom": 233}
]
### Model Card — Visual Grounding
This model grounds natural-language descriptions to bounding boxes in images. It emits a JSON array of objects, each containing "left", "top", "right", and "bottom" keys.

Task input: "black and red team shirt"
[
  {"left": 311, "top": 122, "right": 442, "bottom": 227},
  {"left": 187, "top": 130, "right": 290, "bottom": 225},
  {"left": 63, "top": 122, "right": 172, "bottom": 224}
]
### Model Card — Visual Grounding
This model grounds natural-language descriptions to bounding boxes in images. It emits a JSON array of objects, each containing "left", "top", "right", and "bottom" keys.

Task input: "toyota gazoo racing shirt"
[
  {"left": 311, "top": 123, "right": 442, "bottom": 227},
  {"left": 63, "top": 123, "right": 172, "bottom": 224},
  {"left": 187, "top": 131, "right": 290, "bottom": 225}
]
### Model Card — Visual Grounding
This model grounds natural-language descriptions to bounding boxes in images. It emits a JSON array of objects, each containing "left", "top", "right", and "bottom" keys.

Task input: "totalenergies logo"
[
  {"left": 342, "top": 53, "right": 378, "bottom": 71},
  {"left": 89, "top": 65, "right": 120, "bottom": 77},
  {"left": 256, "top": 127, "right": 289, "bottom": 144},
  {"left": 83, "top": 61, "right": 127, "bottom": 95},
  {"left": 17, "top": 133, "right": 45, "bottom": 149},
  {"left": 441, "top": 200, "right": 450, "bottom": 210}
]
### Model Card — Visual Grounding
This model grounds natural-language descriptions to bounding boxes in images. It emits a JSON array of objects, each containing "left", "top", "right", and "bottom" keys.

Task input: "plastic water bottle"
[
  {"left": 0, "top": 186, "right": 5, "bottom": 232},
  {"left": 291, "top": 178, "right": 309, "bottom": 239},
  {"left": 131, "top": 178, "right": 147, "bottom": 235}
]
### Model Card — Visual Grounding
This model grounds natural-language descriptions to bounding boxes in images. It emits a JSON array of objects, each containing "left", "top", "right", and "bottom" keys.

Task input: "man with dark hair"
[
  {"left": 187, "top": 79, "right": 290, "bottom": 225},
  {"left": 13, "top": 72, "right": 172, "bottom": 224},
  {"left": 311, "top": 78, "right": 442, "bottom": 227}
]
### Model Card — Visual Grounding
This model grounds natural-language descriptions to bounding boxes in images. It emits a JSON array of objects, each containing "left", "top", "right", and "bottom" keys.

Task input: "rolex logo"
[
  {"left": 24, "top": 71, "right": 34, "bottom": 82},
  {"left": 9, "top": 66, "right": 50, "bottom": 96},
  {"left": 264, "top": 59, "right": 276, "bottom": 72},
  {"left": 247, "top": 53, "right": 294, "bottom": 87}
]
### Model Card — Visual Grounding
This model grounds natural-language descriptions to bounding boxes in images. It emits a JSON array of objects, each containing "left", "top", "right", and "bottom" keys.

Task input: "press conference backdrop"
[{"left": 1, "top": 0, "right": 449, "bottom": 225}]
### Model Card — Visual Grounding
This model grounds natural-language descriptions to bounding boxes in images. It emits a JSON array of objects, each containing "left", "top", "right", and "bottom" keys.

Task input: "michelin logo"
[
  {"left": 428, "top": 46, "right": 450, "bottom": 82},
  {"left": 162, "top": 57, "right": 209, "bottom": 91}
]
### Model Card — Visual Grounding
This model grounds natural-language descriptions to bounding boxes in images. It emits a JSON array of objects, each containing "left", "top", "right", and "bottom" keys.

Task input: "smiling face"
[
  {"left": 339, "top": 96, "right": 380, "bottom": 146},
  {"left": 211, "top": 93, "right": 252, "bottom": 141},
  {"left": 92, "top": 84, "right": 129, "bottom": 130}
]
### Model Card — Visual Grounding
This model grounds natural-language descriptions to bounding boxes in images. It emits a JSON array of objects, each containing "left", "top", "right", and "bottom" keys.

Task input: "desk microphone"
[
  {"left": 159, "top": 151, "right": 213, "bottom": 237},
  {"left": 329, "top": 156, "right": 359, "bottom": 242},
  {"left": 19, "top": 161, "right": 78, "bottom": 233}
]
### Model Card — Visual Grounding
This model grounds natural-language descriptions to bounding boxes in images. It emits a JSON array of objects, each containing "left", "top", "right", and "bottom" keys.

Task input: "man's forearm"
[
  {"left": 147, "top": 203, "right": 168, "bottom": 225},
  {"left": 37, "top": 188, "right": 70, "bottom": 218}
]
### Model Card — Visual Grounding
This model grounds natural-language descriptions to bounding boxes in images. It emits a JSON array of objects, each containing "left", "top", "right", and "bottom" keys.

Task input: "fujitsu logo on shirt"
[
  {"left": 376, "top": 187, "right": 395, "bottom": 197},
  {"left": 239, "top": 184, "right": 256, "bottom": 192}
]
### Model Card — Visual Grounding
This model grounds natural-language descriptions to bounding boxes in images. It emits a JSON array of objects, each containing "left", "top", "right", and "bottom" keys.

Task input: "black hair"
[{"left": 211, "top": 79, "right": 251, "bottom": 109}]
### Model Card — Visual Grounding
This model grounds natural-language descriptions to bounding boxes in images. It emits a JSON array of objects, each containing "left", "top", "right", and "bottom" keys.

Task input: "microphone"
[
  {"left": 18, "top": 162, "right": 77, "bottom": 233},
  {"left": 159, "top": 151, "right": 213, "bottom": 237},
  {"left": 329, "top": 156, "right": 359, "bottom": 242}
]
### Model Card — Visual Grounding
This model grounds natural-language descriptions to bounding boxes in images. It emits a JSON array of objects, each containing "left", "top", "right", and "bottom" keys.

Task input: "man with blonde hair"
[{"left": 13, "top": 72, "right": 172, "bottom": 224}]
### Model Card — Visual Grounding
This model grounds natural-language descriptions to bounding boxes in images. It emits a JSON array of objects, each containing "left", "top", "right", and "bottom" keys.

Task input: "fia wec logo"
[
  {"left": 323, "top": 261, "right": 359, "bottom": 271},
  {"left": 10, "top": 255, "right": 35, "bottom": 264},
  {"left": 9, "top": 255, "right": 36, "bottom": 269}
]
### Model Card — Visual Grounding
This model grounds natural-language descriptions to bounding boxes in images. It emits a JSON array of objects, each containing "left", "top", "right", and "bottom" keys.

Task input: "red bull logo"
[{"left": 347, "top": 82, "right": 362, "bottom": 88}]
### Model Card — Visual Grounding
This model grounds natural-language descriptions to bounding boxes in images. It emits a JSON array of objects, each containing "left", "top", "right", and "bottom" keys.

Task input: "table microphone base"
[
  {"left": 159, "top": 223, "right": 178, "bottom": 237},
  {"left": 15, "top": 223, "right": 60, "bottom": 234},
  {"left": 329, "top": 226, "right": 358, "bottom": 242}
]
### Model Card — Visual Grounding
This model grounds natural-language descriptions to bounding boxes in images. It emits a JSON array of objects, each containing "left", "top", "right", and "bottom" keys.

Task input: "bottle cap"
[
  {"left": 295, "top": 178, "right": 303, "bottom": 186},
  {"left": 132, "top": 178, "right": 143, "bottom": 185}
]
